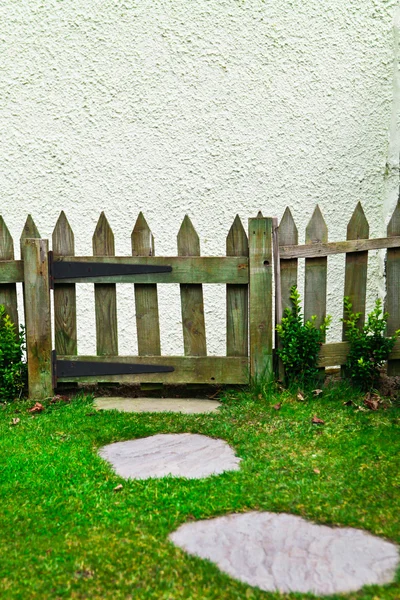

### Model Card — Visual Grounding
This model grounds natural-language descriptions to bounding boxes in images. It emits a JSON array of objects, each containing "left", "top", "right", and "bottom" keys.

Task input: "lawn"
[{"left": 0, "top": 384, "right": 399, "bottom": 599}]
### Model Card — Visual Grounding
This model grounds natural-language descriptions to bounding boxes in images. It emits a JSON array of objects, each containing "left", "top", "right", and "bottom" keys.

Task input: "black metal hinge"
[
  {"left": 52, "top": 352, "right": 174, "bottom": 379},
  {"left": 48, "top": 252, "right": 172, "bottom": 288}
]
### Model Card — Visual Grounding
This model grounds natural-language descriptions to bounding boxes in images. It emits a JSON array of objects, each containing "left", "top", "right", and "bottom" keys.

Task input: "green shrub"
[
  {"left": 0, "top": 305, "right": 26, "bottom": 401},
  {"left": 342, "top": 297, "right": 399, "bottom": 391},
  {"left": 276, "top": 286, "right": 331, "bottom": 388}
]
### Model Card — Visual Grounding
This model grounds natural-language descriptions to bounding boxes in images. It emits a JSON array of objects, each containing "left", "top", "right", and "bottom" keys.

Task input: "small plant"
[
  {"left": 0, "top": 305, "right": 26, "bottom": 401},
  {"left": 276, "top": 286, "right": 331, "bottom": 388},
  {"left": 342, "top": 297, "right": 399, "bottom": 391}
]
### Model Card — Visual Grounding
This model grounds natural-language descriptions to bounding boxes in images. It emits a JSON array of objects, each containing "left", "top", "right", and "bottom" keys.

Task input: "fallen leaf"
[
  {"left": 28, "top": 402, "right": 44, "bottom": 414},
  {"left": 313, "top": 389, "right": 323, "bottom": 396},
  {"left": 313, "top": 468, "right": 321, "bottom": 474},
  {"left": 11, "top": 417, "right": 20, "bottom": 426},
  {"left": 258, "top": 394, "right": 263, "bottom": 400},
  {"left": 343, "top": 400, "right": 354, "bottom": 406},
  {"left": 273, "top": 403, "right": 281, "bottom": 411},
  {"left": 113, "top": 484, "right": 123, "bottom": 492},
  {"left": 50, "top": 395, "right": 70, "bottom": 404},
  {"left": 364, "top": 392, "right": 381, "bottom": 411},
  {"left": 297, "top": 392, "right": 305, "bottom": 402},
  {"left": 75, "top": 569, "right": 94, "bottom": 579},
  {"left": 312, "top": 415, "right": 325, "bottom": 425}
]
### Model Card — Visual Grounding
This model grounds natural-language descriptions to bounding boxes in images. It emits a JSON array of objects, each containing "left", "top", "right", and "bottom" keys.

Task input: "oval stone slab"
[
  {"left": 169, "top": 512, "right": 399, "bottom": 596},
  {"left": 99, "top": 433, "right": 241, "bottom": 480}
]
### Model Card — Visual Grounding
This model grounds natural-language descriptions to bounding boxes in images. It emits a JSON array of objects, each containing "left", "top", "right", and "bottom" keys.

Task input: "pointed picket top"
[
  {"left": 131, "top": 212, "right": 154, "bottom": 256},
  {"left": 93, "top": 212, "right": 115, "bottom": 256},
  {"left": 256, "top": 210, "right": 263, "bottom": 218},
  {"left": 53, "top": 211, "right": 75, "bottom": 255},
  {"left": 347, "top": 202, "right": 369, "bottom": 240},
  {"left": 279, "top": 207, "right": 298, "bottom": 246},
  {"left": 20, "top": 214, "right": 40, "bottom": 244},
  {"left": 177, "top": 215, "right": 200, "bottom": 256},
  {"left": 226, "top": 215, "right": 248, "bottom": 256},
  {"left": 0, "top": 216, "right": 14, "bottom": 259},
  {"left": 305, "top": 205, "right": 328, "bottom": 243},
  {"left": 388, "top": 199, "right": 400, "bottom": 236}
]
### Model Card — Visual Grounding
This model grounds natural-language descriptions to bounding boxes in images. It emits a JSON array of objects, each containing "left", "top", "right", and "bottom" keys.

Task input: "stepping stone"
[
  {"left": 94, "top": 397, "right": 221, "bottom": 414},
  {"left": 99, "top": 433, "right": 241, "bottom": 479},
  {"left": 169, "top": 512, "right": 399, "bottom": 596}
]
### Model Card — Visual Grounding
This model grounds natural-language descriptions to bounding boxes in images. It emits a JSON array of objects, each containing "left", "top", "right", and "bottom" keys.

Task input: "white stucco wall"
[{"left": 0, "top": 0, "right": 399, "bottom": 355}]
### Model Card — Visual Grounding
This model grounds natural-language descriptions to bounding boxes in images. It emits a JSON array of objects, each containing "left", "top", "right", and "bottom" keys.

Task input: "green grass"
[{"left": 0, "top": 383, "right": 399, "bottom": 599}]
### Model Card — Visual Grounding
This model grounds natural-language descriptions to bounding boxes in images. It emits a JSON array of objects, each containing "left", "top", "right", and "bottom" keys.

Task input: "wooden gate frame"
[{"left": 22, "top": 216, "right": 274, "bottom": 399}]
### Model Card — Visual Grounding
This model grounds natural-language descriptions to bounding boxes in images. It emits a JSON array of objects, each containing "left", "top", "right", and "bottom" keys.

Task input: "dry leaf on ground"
[
  {"left": 11, "top": 418, "right": 20, "bottom": 426},
  {"left": 364, "top": 393, "right": 381, "bottom": 411},
  {"left": 313, "top": 389, "right": 323, "bottom": 396},
  {"left": 273, "top": 403, "right": 281, "bottom": 411},
  {"left": 297, "top": 392, "right": 305, "bottom": 402},
  {"left": 311, "top": 415, "right": 325, "bottom": 425},
  {"left": 313, "top": 468, "right": 321, "bottom": 474},
  {"left": 28, "top": 402, "right": 44, "bottom": 414},
  {"left": 113, "top": 484, "right": 123, "bottom": 492}
]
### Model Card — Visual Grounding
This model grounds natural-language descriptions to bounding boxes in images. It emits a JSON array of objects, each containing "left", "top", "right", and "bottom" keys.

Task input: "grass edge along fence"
[{"left": 0, "top": 202, "right": 399, "bottom": 399}]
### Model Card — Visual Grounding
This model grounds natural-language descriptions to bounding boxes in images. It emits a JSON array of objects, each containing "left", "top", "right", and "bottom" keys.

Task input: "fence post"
[
  {"left": 249, "top": 216, "right": 273, "bottom": 382},
  {"left": 23, "top": 238, "right": 53, "bottom": 399}
]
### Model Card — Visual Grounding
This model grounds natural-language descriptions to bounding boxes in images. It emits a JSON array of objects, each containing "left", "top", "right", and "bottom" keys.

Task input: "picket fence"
[{"left": 0, "top": 201, "right": 399, "bottom": 399}]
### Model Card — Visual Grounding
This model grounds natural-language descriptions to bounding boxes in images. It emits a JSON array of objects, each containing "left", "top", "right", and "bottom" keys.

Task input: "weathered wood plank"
[
  {"left": 342, "top": 202, "right": 369, "bottom": 336},
  {"left": 53, "top": 212, "right": 77, "bottom": 355},
  {"left": 226, "top": 215, "right": 248, "bottom": 357},
  {"left": 53, "top": 256, "right": 248, "bottom": 284},
  {"left": 132, "top": 213, "right": 161, "bottom": 356},
  {"left": 178, "top": 216, "right": 207, "bottom": 356},
  {"left": 23, "top": 239, "right": 53, "bottom": 399},
  {"left": 20, "top": 215, "right": 40, "bottom": 255},
  {"left": 0, "top": 216, "right": 18, "bottom": 328},
  {"left": 56, "top": 355, "right": 248, "bottom": 384},
  {"left": 93, "top": 213, "right": 118, "bottom": 356},
  {"left": 249, "top": 216, "right": 273, "bottom": 380},
  {"left": 20, "top": 215, "right": 40, "bottom": 335},
  {"left": 279, "top": 207, "right": 298, "bottom": 313},
  {"left": 304, "top": 206, "right": 328, "bottom": 330},
  {"left": 0, "top": 261, "right": 24, "bottom": 283},
  {"left": 387, "top": 200, "right": 400, "bottom": 375},
  {"left": 317, "top": 338, "right": 400, "bottom": 368},
  {"left": 280, "top": 235, "right": 400, "bottom": 259}
]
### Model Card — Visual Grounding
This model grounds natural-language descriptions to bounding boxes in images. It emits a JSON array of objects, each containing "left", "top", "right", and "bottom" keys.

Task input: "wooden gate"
[{"left": 20, "top": 213, "right": 273, "bottom": 398}]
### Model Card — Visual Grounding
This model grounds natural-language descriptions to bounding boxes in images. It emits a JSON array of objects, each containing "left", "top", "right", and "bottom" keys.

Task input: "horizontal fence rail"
[{"left": 279, "top": 236, "right": 400, "bottom": 259}]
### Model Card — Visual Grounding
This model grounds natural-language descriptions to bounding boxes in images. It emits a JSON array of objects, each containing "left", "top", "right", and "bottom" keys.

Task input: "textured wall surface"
[{"left": 0, "top": 0, "right": 399, "bottom": 355}]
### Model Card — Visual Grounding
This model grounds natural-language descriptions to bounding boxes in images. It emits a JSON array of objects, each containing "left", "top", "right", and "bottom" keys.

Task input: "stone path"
[
  {"left": 99, "top": 433, "right": 241, "bottom": 479},
  {"left": 169, "top": 511, "right": 399, "bottom": 596},
  {"left": 95, "top": 397, "right": 221, "bottom": 414}
]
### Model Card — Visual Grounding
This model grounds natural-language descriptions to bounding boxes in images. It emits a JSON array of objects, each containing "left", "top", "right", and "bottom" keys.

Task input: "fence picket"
[
  {"left": 304, "top": 205, "right": 328, "bottom": 330},
  {"left": 23, "top": 238, "right": 53, "bottom": 399},
  {"left": 177, "top": 215, "right": 207, "bottom": 356},
  {"left": 226, "top": 215, "right": 248, "bottom": 357},
  {"left": 93, "top": 213, "right": 118, "bottom": 355},
  {"left": 279, "top": 207, "right": 298, "bottom": 314},
  {"left": 20, "top": 215, "right": 40, "bottom": 254},
  {"left": 387, "top": 200, "right": 400, "bottom": 376},
  {"left": 132, "top": 212, "right": 161, "bottom": 356},
  {"left": 53, "top": 212, "right": 77, "bottom": 356},
  {"left": 0, "top": 216, "right": 18, "bottom": 329},
  {"left": 249, "top": 216, "right": 273, "bottom": 380},
  {"left": 343, "top": 202, "right": 369, "bottom": 333}
]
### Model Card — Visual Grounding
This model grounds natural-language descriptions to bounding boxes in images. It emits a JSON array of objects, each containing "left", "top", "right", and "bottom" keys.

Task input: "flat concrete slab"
[
  {"left": 170, "top": 512, "right": 399, "bottom": 596},
  {"left": 94, "top": 397, "right": 221, "bottom": 414},
  {"left": 99, "top": 433, "right": 241, "bottom": 480}
]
